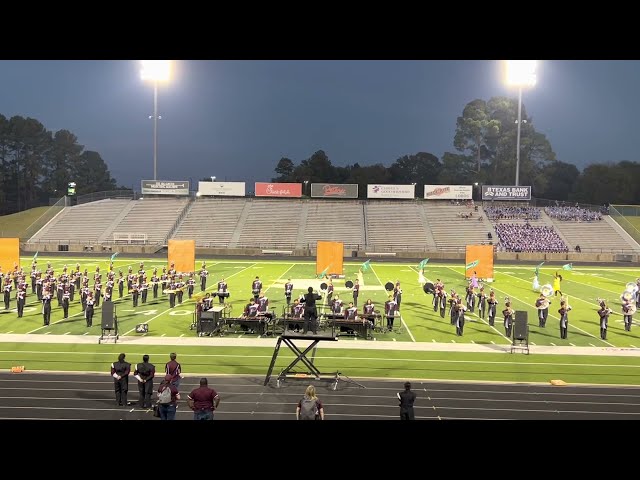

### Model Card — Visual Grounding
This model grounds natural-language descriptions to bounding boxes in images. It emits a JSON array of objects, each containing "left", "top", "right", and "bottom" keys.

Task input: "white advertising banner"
[
  {"left": 424, "top": 185, "right": 473, "bottom": 200},
  {"left": 198, "top": 181, "right": 246, "bottom": 197},
  {"left": 367, "top": 184, "right": 415, "bottom": 199}
]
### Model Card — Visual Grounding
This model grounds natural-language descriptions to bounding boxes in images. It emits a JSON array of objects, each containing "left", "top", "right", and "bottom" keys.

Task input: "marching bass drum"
[
  {"left": 385, "top": 282, "right": 394, "bottom": 291},
  {"left": 345, "top": 280, "right": 354, "bottom": 289},
  {"left": 320, "top": 282, "right": 328, "bottom": 291},
  {"left": 423, "top": 282, "right": 435, "bottom": 294}
]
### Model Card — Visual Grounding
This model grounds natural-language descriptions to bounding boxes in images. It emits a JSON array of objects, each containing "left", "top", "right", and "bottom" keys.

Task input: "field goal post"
[
  {"left": 465, "top": 245, "right": 494, "bottom": 282},
  {"left": 316, "top": 241, "right": 344, "bottom": 276}
]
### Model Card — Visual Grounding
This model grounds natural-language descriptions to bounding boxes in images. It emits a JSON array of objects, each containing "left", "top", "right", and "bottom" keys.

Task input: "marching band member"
[
  {"left": 331, "top": 294, "right": 343, "bottom": 316},
  {"left": 244, "top": 297, "right": 259, "bottom": 317},
  {"left": 151, "top": 269, "right": 159, "bottom": 299},
  {"left": 284, "top": 279, "right": 293, "bottom": 306},
  {"left": 487, "top": 290, "right": 498, "bottom": 327},
  {"left": 94, "top": 279, "right": 102, "bottom": 307},
  {"left": 502, "top": 302, "right": 514, "bottom": 338},
  {"left": 553, "top": 272, "right": 563, "bottom": 297},
  {"left": 131, "top": 283, "right": 139, "bottom": 307},
  {"left": 455, "top": 299, "right": 466, "bottom": 336},
  {"left": 68, "top": 274, "right": 76, "bottom": 302},
  {"left": 326, "top": 279, "right": 334, "bottom": 306},
  {"left": 199, "top": 263, "right": 208, "bottom": 292},
  {"left": 74, "top": 267, "right": 82, "bottom": 291},
  {"left": 257, "top": 290, "right": 269, "bottom": 313},
  {"left": 465, "top": 284, "right": 475, "bottom": 313},
  {"left": 598, "top": 301, "right": 612, "bottom": 340},
  {"left": 353, "top": 279, "right": 361, "bottom": 307},
  {"left": 477, "top": 287, "right": 487, "bottom": 319},
  {"left": 532, "top": 274, "right": 540, "bottom": 292},
  {"left": 16, "top": 283, "right": 26, "bottom": 318},
  {"left": 160, "top": 268, "right": 168, "bottom": 295},
  {"left": 623, "top": 298, "right": 634, "bottom": 332},
  {"left": 289, "top": 298, "right": 304, "bottom": 332},
  {"left": 636, "top": 278, "right": 640, "bottom": 309},
  {"left": 187, "top": 273, "right": 195, "bottom": 299},
  {"left": 345, "top": 301, "right": 358, "bottom": 320},
  {"left": 393, "top": 281, "right": 402, "bottom": 310},
  {"left": 217, "top": 277, "right": 228, "bottom": 305},
  {"left": 448, "top": 290, "right": 458, "bottom": 325},
  {"left": 168, "top": 262, "right": 176, "bottom": 276},
  {"left": 535, "top": 293, "right": 551, "bottom": 328},
  {"left": 469, "top": 271, "right": 479, "bottom": 289},
  {"left": 127, "top": 266, "right": 135, "bottom": 292},
  {"left": 42, "top": 287, "right": 52, "bottom": 326},
  {"left": 61, "top": 283, "right": 70, "bottom": 318},
  {"left": 176, "top": 276, "right": 185, "bottom": 304},
  {"left": 30, "top": 264, "right": 37, "bottom": 294},
  {"left": 85, "top": 292, "right": 95, "bottom": 327},
  {"left": 56, "top": 276, "right": 64, "bottom": 307},
  {"left": 385, "top": 295, "right": 398, "bottom": 331},
  {"left": 251, "top": 276, "right": 262, "bottom": 301},
  {"left": 81, "top": 280, "right": 89, "bottom": 312},
  {"left": 202, "top": 293, "right": 213, "bottom": 311},
  {"left": 94, "top": 266, "right": 102, "bottom": 285},
  {"left": 36, "top": 271, "right": 43, "bottom": 301},
  {"left": 141, "top": 277, "right": 149, "bottom": 304},
  {"left": 138, "top": 262, "right": 145, "bottom": 277},
  {"left": 3, "top": 277, "right": 12, "bottom": 310},
  {"left": 362, "top": 299, "right": 376, "bottom": 328},
  {"left": 167, "top": 280, "right": 177, "bottom": 308},
  {"left": 558, "top": 299, "right": 571, "bottom": 339},
  {"left": 118, "top": 271, "right": 125, "bottom": 299}
]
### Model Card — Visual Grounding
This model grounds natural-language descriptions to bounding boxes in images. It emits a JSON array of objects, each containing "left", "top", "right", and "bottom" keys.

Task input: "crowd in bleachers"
[
  {"left": 484, "top": 206, "right": 541, "bottom": 221},
  {"left": 494, "top": 223, "right": 569, "bottom": 253},
  {"left": 544, "top": 206, "right": 603, "bottom": 222}
]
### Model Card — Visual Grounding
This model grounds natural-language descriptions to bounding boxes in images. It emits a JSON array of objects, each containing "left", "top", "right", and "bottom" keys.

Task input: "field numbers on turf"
[
  {"left": 168, "top": 310, "right": 191, "bottom": 316},
  {"left": 122, "top": 309, "right": 158, "bottom": 316}
]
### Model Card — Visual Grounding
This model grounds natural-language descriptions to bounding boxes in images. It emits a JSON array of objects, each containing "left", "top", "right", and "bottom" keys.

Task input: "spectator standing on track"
[
  {"left": 134, "top": 354, "right": 155, "bottom": 409},
  {"left": 187, "top": 378, "right": 220, "bottom": 420},
  {"left": 296, "top": 385, "right": 324, "bottom": 420},
  {"left": 157, "top": 374, "right": 180, "bottom": 420},
  {"left": 165, "top": 352, "right": 183, "bottom": 389},
  {"left": 110, "top": 353, "right": 131, "bottom": 407},
  {"left": 398, "top": 381, "right": 416, "bottom": 420}
]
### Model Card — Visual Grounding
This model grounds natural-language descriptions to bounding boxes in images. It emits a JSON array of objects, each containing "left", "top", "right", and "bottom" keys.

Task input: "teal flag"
[
  {"left": 110, "top": 252, "right": 119, "bottom": 262},
  {"left": 317, "top": 265, "right": 330, "bottom": 279},
  {"left": 535, "top": 261, "right": 544, "bottom": 276},
  {"left": 418, "top": 258, "right": 429, "bottom": 270},
  {"left": 32, "top": 251, "right": 38, "bottom": 263},
  {"left": 562, "top": 263, "right": 573, "bottom": 271},
  {"left": 465, "top": 260, "right": 479, "bottom": 270},
  {"left": 361, "top": 259, "right": 371, "bottom": 272}
]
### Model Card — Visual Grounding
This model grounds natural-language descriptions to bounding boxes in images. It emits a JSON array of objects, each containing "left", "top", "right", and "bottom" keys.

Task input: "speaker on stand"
[
  {"left": 511, "top": 310, "right": 529, "bottom": 354},
  {"left": 99, "top": 301, "right": 118, "bottom": 344}
]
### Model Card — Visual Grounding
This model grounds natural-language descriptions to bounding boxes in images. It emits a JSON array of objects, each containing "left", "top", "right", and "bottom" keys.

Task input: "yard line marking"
[
  {"left": 83, "top": 332, "right": 89, "bottom": 336},
  {"left": 392, "top": 338, "right": 396, "bottom": 341},
  {"left": 531, "top": 342, "right": 536, "bottom": 346},
  {"left": 63, "top": 332, "right": 70, "bottom": 335},
  {"left": 122, "top": 263, "right": 258, "bottom": 335},
  {"left": 432, "top": 339, "right": 436, "bottom": 342},
  {"left": 632, "top": 344, "right": 638, "bottom": 348},
  {"left": 570, "top": 343, "right": 576, "bottom": 346},
  {"left": 44, "top": 331, "right": 51, "bottom": 335},
  {"left": 550, "top": 342, "right": 556, "bottom": 346},
  {"left": 471, "top": 340, "right": 475, "bottom": 344},
  {"left": 589, "top": 343, "right": 596, "bottom": 347},
  {"left": 451, "top": 340, "right": 456, "bottom": 343},
  {"left": 371, "top": 265, "right": 415, "bottom": 342},
  {"left": 490, "top": 341, "right": 495, "bottom": 344},
  {"left": 5, "top": 331, "right": 12, "bottom": 334},
  {"left": 161, "top": 334, "right": 166, "bottom": 337},
  {"left": 179, "top": 334, "right": 185, "bottom": 337}
]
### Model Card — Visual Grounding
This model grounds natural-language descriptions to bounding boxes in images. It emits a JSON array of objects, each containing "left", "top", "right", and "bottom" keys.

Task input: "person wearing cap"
[
  {"left": 157, "top": 374, "right": 180, "bottom": 420},
  {"left": 187, "top": 378, "right": 220, "bottom": 420},
  {"left": 397, "top": 381, "right": 416, "bottom": 420}
]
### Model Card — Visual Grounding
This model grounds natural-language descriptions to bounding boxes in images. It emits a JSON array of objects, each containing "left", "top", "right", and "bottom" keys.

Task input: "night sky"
[{"left": 0, "top": 60, "right": 637, "bottom": 189}]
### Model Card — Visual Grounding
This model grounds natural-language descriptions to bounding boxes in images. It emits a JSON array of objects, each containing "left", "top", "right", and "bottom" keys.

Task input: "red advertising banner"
[{"left": 254, "top": 182, "right": 302, "bottom": 198}]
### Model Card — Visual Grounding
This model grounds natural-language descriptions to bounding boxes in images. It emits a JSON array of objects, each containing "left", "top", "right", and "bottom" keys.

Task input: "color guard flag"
[
  {"left": 465, "top": 260, "right": 479, "bottom": 270},
  {"left": 317, "top": 265, "right": 330, "bottom": 279},
  {"left": 361, "top": 260, "right": 371, "bottom": 272},
  {"left": 33, "top": 251, "right": 38, "bottom": 262},
  {"left": 418, "top": 258, "right": 429, "bottom": 270},
  {"left": 562, "top": 263, "right": 573, "bottom": 271},
  {"left": 110, "top": 252, "right": 119, "bottom": 262},
  {"left": 535, "top": 261, "right": 544, "bottom": 276}
]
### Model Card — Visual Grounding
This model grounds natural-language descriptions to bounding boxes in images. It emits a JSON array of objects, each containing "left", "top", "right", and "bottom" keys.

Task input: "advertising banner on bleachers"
[
  {"left": 311, "top": 183, "right": 358, "bottom": 199},
  {"left": 482, "top": 185, "right": 531, "bottom": 201},
  {"left": 424, "top": 185, "right": 472, "bottom": 200},
  {"left": 141, "top": 180, "right": 190, "bottom": 196},
  {"left": 255, "top": 182, "right": 302, "bottom": 197},
  {"left": 198, "top": 181, "right": 246, "bottom": 197},
  {"left": 367, "top": 184, "right": 415, "bottom": 199}
]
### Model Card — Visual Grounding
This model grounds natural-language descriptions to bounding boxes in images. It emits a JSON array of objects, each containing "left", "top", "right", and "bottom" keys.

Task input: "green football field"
[
  {"left": 2, "top": 255, "right": 640, "bottom": 385},
  {"left": 3, "top": 255, "right": 638, "bottom": 347}
]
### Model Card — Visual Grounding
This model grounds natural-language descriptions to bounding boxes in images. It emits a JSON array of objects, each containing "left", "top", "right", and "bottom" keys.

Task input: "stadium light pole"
[
  {"left": 140, "top": 60, "right": 172, "bottom": 181},
  {"left": 505, "top": 60, "right": 537, "bottom": 187}
]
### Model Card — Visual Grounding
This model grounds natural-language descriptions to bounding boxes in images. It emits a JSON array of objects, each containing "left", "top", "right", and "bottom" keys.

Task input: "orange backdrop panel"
[
  {"left": 316, "top": 241, "right": 344, "bottom": 276},
  {"left": 465, "top": 245, "right": 494, "bottom": 279},
  {"left": 0, "top": 238, "right": 20, "bottom": 272},
  {"left": 168, "top": 239, "right": 195, "bottom": 273}
]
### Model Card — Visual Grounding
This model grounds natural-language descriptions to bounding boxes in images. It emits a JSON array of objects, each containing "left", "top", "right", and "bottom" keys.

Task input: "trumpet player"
[
  {"left": 454, "top": 299, "right": 466, "bottom": 336},
  {"left": 477, "top": 287, "right": 487, "bottom": 319},
  {"left": 598, "top": 300, "right": 612, "bottom": 340},
  {"left": 502, "top": 302, "right": 514, "bottom": 338},
  {"left": 465, "top": 284, "right": 475, "bottom": 313},
  {"left": 558, "top": 298, "right": 572, "bottom": 339},
  {"left": 535, "top": 293, "right": 551, "bottom": 328}
]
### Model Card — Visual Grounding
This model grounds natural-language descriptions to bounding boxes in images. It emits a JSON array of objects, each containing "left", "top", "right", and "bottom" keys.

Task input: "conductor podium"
[{"left": 511, "top": 311, "right": 529, "bottom": 354}]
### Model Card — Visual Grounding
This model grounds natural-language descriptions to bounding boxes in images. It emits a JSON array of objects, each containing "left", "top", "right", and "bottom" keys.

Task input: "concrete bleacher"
[
  {"left": 106, "top": 198, "right": 189, "bottom": 245},
  {"left": 172, "top": 198, "right": 246, "bottom": 248},
  {"left": 364, "top": 201, "right": 436, "bottom": 251},
  {"left": 547, "top": 213, "right": 640, "bottom": 253},
  {"left": 27, "top": 199, "right": 133, "bottom": 244},
  {"left": 423, "top": 203, "right": 495, "bottom": 251},
  {"left": 233, "top": 199, "right": 302, "bottom": 249},
  {"left": 301, "top": 200, "right": 365, "bottom": 249}
]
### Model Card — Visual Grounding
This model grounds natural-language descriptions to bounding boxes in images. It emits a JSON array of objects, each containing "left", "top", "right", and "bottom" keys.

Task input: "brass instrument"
[
  {"left": 540, "top": 284, "right": 553, "bottom": 297},
  {"left": 625, "top": 282, "right": 638, "bottom": 293},
  {"left": 535, "top": 296, "right": 550, "bottom": 310}
]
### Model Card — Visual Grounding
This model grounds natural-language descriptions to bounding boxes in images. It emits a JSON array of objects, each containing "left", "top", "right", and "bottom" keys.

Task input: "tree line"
[
  {"left": 272, "top": 96, "right": 640, "bottom": 205},
  {"left": 0, "top": 114, "right": 118, "bottom": 215}
]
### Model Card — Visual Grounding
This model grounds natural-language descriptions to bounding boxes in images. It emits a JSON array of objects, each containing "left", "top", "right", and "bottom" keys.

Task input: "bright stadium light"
[
  {"left": 140, "top": 60, "right": 173, "bottom": 180},
  {"left": 504, "top": 60, "right": 538, "bottom": 186}
]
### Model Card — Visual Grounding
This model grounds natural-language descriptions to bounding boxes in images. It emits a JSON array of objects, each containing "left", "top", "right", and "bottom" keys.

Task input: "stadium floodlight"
[
  {"left": 504, "top": 60, "right": 538, "bottom": 187},
  {"left": 140, "top": 60, "right": 173, "bottom": 181}
]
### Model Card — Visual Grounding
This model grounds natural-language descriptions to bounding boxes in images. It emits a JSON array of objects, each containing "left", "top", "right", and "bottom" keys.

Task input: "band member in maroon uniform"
[
  {"left": 362, "top": 298, "right": 376, "bottom": 328},
  {"left": 42, "top": 287, "right": 52, "bottom": 326},
  {"left": 3, "top": 277, "right": 12, "bottom": 310},
  {"left": 252, "top": 276, "right": 262, "bottom": 301},
  {"left": 352, "top": 279, "right": 360, "bottom": 307},
  {"left": 558, "top": 300, "right": 571, "bottom": 339},
  {"left": 217, "top": 277, "right": 228, "bottom": 305},
  {"left": 385, "top": 295, "right": 398, "bottom": 331},
  {"left": 284, "top": 279, "right": 293, "bottom": 306},
  {"left": 326, "top": 279, "right": 334, "bottom": 306},
  {"left": 199, "top": 263, "right": 208, "bottom": 292},
  {"left": 17, "top": 283, "right": 27, "bottom": 318},
  {"left": 477, "top": 287, "right": 487, "bottom": 319},
  {"left": 61, "top": 284, "right": 70, "bottom": 319},
  {"left": 487, "top": 291, "right": 498, "bottom": 327},
  {"left": 393, "top": 281, "right": 402, "bottom": 310},
  {"left": 598, "top": 301, "right": 611, "bottom": 340},
  {"left": 503, "top": 302, "right": 514, "bottom": 338},
  {"left": 151, "top": 269, "right": 159, "bottom": 299},
  {"left": 187, "top": 274, "right": 195, "bottom": 299},
  {"left": 257, "top": 290, "right": 269, "bottom": 313}
]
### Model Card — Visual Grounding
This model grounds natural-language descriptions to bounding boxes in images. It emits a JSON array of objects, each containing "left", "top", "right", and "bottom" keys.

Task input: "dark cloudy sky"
[{"left": 0, "top": 60, "right": 637, "bottom": 190}]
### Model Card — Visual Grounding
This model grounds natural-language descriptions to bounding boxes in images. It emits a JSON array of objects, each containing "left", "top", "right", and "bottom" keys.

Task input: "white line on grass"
[{"left": 371, "top": 265, "right": 415, "bottom": 342}]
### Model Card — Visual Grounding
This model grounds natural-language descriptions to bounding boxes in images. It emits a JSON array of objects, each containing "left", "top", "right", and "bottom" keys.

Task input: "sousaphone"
[
  {"left": 621, "top": 291, "right": 635, "bottom": 302},
  {"left": 625, "top": 282, "right": 639, "bottom": 293},
  {"left": 540, "top": 284, "right": 553, "bottom": 297}
]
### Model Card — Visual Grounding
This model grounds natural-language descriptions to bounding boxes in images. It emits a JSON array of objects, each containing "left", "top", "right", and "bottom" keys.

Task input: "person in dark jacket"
[
  {"left": 134, "top": 354, "right": 155, "bottom": 408},
  {"left": 397, "top": 381, "right": 416, "bottom": 420},
  {"left": 110, "top": 353, "right": 131, "bottom": 406},
  {"left": 302, "top": 287, "right": 322, "bottom": 334}
]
